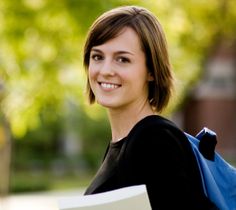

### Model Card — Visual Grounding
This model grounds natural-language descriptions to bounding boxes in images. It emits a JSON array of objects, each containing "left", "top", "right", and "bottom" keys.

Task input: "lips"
[{"left": 98, "top": 82, "right": 121, "bottom": 90}]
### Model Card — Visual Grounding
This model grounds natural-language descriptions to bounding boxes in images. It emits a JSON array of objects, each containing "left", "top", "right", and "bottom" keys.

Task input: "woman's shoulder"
[
  {"left": 126, "top": 114, "right": 189, "bottom": 150},
  {"left": 124, "top": 115, "right": 196, "bottom": 165},
  {"left": 129, "top": 114, "right": 181, "bottom": 136}
]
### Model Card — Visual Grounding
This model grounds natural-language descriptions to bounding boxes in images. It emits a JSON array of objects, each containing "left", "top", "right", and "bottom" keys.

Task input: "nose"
[{"left": 99, "top": 59, "right": 115, "bottom": 76}]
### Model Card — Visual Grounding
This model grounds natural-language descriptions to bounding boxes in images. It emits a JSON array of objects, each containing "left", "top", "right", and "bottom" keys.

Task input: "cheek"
[
  {"left": 88, "top": 67, "right": 98, "bottom": 93},
  {"left": 88, "top": 66, "right": 97, "bottom": 81}
]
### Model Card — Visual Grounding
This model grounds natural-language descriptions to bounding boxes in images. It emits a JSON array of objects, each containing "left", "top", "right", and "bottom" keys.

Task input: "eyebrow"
[{"left": 91, "top": 48, "right": 134, "bottom": 56}]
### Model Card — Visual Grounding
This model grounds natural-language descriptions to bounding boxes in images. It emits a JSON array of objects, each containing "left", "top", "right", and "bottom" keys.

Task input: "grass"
[
  {"left": 49, "top": 173, "right": 93, "bottom": 191},
  {"left": 9, "top": 170, "right": 94, "bottom": 193}
]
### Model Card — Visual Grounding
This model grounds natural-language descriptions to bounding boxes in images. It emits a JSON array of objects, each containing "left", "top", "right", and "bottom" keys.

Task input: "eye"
[
  {"left": 91, "top": 54, "right": 103, "bottom": 61},
  {"left": 117, "top": 56, "right": 130, "bottom": 63}
]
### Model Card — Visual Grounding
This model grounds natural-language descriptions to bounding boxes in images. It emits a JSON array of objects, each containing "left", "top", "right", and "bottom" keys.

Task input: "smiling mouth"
[{"left": 99, "top": 82, "right": 121, "bottom": 90}]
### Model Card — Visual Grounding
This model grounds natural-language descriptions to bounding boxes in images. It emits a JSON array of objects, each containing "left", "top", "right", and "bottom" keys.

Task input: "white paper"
[{"left": 58, "top": 184, "right": 151, "bottom": 210}]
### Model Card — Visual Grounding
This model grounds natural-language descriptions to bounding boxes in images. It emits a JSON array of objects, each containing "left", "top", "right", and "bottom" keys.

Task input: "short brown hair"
[{"left": 83, "top": 5, "right": 174, "bottom": 112}]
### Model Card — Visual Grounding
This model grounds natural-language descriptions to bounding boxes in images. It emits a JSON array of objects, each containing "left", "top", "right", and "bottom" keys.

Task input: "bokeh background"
[{"left": 0, "top": 0, "right": 236, "bottom": 206}]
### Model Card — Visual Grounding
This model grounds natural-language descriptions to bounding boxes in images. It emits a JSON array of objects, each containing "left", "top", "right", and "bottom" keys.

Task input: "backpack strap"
[
  {"left": 185, "top": 128, "right": 236, "bottom": 210},
  {"left": 196, "top": 127, "right": 217, "bottom": 161}
]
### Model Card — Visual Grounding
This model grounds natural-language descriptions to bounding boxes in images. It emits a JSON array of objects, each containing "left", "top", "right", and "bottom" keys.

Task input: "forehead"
[{"left": 91, "top": 27, "right": 142, "bottom": 53}]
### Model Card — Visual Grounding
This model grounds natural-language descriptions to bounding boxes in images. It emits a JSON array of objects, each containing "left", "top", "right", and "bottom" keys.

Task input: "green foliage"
[
  {"left": 1, "top": 0, "right": 82, "bottom": 136},
  {"left": 79, "top": 108, "right": 111, "bottom": 170},
  {"left": 12, "top": 107, "right": 62, "bottom": 168},
  {"left": 10, "top": 170, "right": 93, "bottom": 193},
  {"left": 10, "top": 172, "right": 51, "bottom": 193}
]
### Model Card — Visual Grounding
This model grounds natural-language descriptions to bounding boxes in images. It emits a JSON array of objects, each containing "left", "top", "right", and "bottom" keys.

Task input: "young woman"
[{"left": 83, "top": 5, "right": 218, "bottom": 210}]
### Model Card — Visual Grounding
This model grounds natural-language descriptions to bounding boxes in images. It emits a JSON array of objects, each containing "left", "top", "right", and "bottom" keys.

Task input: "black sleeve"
[{"left": 123, "top": 122, "right": 218, "bottom": 210}]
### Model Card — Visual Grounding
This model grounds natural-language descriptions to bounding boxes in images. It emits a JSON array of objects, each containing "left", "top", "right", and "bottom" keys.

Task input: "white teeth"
[{"left": 100, "top": 83, "right": 119, "bottom": 89}]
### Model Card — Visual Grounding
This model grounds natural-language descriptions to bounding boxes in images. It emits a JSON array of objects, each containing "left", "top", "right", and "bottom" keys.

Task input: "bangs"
[{"left": 89, "top": 17, "right": 135, "bottom": 47}]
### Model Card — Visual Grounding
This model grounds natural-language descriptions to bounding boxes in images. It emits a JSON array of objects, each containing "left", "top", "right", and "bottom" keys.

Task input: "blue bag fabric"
[{"left": 185, "top": 128, "right": 236, "bottom": 210}]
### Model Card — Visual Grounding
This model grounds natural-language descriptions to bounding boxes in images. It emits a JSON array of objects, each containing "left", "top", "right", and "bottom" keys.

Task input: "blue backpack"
[{"left": 185, "top": 128, "right": 236, "bottom": 210}]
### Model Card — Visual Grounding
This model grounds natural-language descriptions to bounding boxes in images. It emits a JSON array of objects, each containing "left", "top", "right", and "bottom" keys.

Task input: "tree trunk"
[{"left": 0, "top": 116, "right": 11, "bottom": 197}]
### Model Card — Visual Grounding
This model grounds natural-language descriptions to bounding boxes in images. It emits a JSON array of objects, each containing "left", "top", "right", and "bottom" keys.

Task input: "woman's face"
[{"left": 88, "top": 27, "right": 153, "bottom": 110}]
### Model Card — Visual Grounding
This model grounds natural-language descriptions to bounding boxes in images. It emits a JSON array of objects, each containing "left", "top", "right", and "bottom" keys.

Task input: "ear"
[{"left": 147, "top": 72, "right": 154, "bottom": 82}]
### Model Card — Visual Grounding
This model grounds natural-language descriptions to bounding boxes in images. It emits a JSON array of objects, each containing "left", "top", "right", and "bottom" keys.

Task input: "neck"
[{"left": 107, "top": 101, "right": 155, "bottom": 142}]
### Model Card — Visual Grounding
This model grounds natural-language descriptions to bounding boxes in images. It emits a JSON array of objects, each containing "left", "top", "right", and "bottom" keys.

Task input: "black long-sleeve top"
[{"left": 84, "top": 115, "right": 218, "bottom": 209}]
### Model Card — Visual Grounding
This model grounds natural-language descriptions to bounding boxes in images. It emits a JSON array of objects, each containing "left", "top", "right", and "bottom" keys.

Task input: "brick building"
[{"left": 175, "top": 39, "right": 236, "bottom": 160}]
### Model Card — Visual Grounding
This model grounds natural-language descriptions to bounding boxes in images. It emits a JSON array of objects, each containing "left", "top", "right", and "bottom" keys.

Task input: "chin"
[
  {"left": 97, "top": 100, "right": 119, "bottom": 109},
  {"left": 98, "top": 102, "right": 116, "bottom": 108}
]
